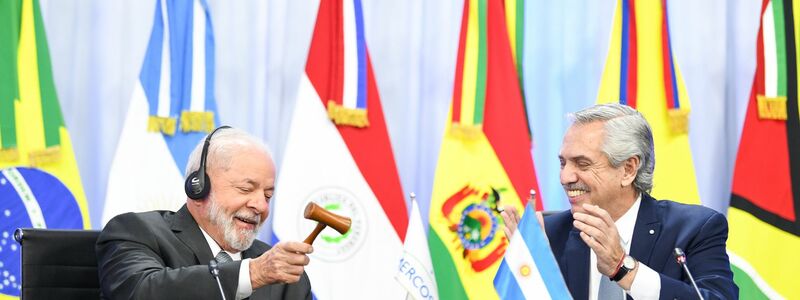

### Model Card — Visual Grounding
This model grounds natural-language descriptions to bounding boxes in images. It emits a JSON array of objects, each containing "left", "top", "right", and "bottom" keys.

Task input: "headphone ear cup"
[{"left": 185, "top": 171, "right": 211, "bottom": 200}]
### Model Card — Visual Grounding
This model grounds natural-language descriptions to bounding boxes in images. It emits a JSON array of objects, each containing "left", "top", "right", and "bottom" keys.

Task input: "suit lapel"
[
  {"left": 170, "top": 205, "right": 215, "bottom": 264},
  {"left": 630, "top": 194, "right": 662, "bottom": 266},
  {"left": 564, "top": 227, "right": 590, "bottom": 300}
]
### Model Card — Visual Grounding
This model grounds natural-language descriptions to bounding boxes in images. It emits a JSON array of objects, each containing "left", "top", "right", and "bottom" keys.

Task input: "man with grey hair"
[
  {"left": 502, "top": 103, "right": 737, "bottom": 299},
  {"left": 97, "top": 126, "right": 312, "bottom": 299}
]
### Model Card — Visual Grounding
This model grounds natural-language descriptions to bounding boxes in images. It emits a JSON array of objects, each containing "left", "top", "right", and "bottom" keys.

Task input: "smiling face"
[
  {"left": 203, "top": 145, "right": 275, "bottom": 252},
  {"left": 559, "top": 121, "right": 629, "bottom": 216}
]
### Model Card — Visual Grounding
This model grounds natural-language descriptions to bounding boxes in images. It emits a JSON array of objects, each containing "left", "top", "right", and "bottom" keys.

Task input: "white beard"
[{"left": 207, "top": 195, "right": 262, "bottom": 251}]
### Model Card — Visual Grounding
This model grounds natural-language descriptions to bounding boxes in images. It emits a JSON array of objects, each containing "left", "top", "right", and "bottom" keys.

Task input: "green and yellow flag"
[
  {"left": 428, "top": 0, "right": 542, "bottom": 298},
  {"left": 728, "top": 0, "right": 800, "bottom": 298},
  {"left": 0, "top": 0, "right": 89, "bottom": 298},
  {"left": 597, "top": 0, "right": 700, "bottom": 204}
]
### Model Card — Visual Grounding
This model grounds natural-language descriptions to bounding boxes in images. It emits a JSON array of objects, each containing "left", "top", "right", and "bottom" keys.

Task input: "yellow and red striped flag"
[
  {"left": 428, "top": 0, "right": 542, "bottom": 298},
  {"left": 596, "top": 0, "right": 700, "bottom": 204}
]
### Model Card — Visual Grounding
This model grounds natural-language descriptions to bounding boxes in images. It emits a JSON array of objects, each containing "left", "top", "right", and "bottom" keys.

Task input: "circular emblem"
[
  {"left": 457, "top": 203, "right": 498, "bottom": 250},
  {"left": 519, "top": 265, "right": 532, "bottom": 277},
  {"left": 0, "top": 167, "right": 83, "bottom": 297},
  {"left": 297, "top": 187, "right": 366, "bottom": 262}
]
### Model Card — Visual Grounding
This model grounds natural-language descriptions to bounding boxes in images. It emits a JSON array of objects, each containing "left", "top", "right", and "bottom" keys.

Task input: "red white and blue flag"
[{"left": 271, "top": 0, "right": 409, "bottom": 298}]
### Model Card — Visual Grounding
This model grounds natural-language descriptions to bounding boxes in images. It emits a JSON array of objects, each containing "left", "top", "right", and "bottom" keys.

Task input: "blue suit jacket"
[{"left": 544, "top": 193, "right": 738, "bottom": 299}]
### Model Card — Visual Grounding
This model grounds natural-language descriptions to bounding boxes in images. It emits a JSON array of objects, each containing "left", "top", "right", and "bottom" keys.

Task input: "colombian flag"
[
  {"left": 728, "top": 0, "right": 800, "bottom": 298},
  {"left": 596, "top": 0, "right": 700, "bottom": 204},
  {"left": 428, "top": 0, "right": 542, "bottom": 298},
  {"left": 0, "top": 0, "right": 90, "bottom": 298}
]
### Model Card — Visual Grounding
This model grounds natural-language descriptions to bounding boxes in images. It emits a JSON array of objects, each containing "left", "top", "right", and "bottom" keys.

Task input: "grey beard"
[{"left": 207, "top": 196, "right": 262, "bottom": 251}]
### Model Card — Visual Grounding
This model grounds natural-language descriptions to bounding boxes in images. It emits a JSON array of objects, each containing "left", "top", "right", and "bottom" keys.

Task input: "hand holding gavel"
[
  {"left": 303, "top": 202, "right": 352, "bottom": 244},
  {"left": 250, "top": 203, "right": 351, "bottom": 288}
]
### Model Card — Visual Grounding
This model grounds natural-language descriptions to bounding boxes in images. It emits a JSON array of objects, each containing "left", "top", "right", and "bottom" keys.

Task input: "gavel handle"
[{"left": 304, "top": 223, "right": 327, "bottom": 244}]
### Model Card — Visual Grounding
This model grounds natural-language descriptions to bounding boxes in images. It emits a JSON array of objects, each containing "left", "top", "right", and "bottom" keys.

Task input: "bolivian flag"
[
  {"left": 428, "top": 0, "right": 542, "bottom": 298},
  {"left": 728, "top": 0, "right": 800, "bottom": 298},
  {"left": 0, "top": 0, "right": 89, "bottom": 299},
  {"left": 596, "top": 0, "right": 700, "bottom": 204}
]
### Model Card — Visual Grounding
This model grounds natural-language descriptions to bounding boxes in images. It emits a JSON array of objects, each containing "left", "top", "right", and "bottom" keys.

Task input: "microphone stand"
[
  {"left": 673, "top": 248, "right": 704, "bottom": 300},
  {"left": 208, "top": 259, "right": 227, "bottom": 300}
]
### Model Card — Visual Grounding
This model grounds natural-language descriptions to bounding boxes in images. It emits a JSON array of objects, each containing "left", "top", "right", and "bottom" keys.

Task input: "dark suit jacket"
[
  {"left": 544, "top": 193, "right": 738, "bottom": 300},
  {"left": 96, "top": 205, "right": 311, "bottom": 300}
]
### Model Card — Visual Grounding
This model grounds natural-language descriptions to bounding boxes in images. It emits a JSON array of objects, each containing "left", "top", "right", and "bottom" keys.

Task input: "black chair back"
[{"left": 14, "top": 228, "right": 101, "bottom": 300}]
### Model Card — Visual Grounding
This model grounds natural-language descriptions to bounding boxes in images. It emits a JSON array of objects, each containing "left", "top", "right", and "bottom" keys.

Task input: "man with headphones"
[{"left": 97, "top": 126, "right": 313, "bottom": 299}]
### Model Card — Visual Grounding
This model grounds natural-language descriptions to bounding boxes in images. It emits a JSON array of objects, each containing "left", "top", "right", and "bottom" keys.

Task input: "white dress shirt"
[
  {"left": 199, "top": 226, "right": 253, "bottom": 300},
  {"left": 588, "top": 194, "right": 661, "bottom": 300}
]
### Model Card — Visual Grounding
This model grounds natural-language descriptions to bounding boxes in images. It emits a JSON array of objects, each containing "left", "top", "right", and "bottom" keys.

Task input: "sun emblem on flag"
[{"left": 519, "top": 264, "right": 532, "bottom": 277}]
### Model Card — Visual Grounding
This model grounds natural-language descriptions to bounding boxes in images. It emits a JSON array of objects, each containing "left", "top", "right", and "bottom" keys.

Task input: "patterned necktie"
[
  {"left": 598, "top": 275, "right": 624, "bottom": 300},
  {"left": 216, "top": 251, "right": 233, "bottom": 263}
]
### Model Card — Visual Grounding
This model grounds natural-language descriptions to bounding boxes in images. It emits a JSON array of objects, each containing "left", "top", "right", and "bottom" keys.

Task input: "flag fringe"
[
  {"left": 28, "top": 146, "right": 61, "bottom": 166},
  {"left": 449, "top": 123, "right": 483, "bottom": 140},
  {"left": 0, "top": 148, "right": 20, "bottom": 162},
  {"left": 756, "top": 95, "right": 788, "bottom": 120},
  {"left": 147, "top": 116, "right": 177, "bottom": 135},
  {"left": 667, "top": 108, "right": 689, "bottom": 135},
  {"left": 180, "top": 111, "right": 215, "bottom": 133},
  {"left": 327, "top": 100, "right": 370, "bottom": 128}
]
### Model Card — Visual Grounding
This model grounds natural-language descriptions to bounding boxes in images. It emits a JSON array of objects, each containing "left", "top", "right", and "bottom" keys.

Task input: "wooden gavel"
[{"left": 303, "top": 202, "right": 352, "bottom": 244}]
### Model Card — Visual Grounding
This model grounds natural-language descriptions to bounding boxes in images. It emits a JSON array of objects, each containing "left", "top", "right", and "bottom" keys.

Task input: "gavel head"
[{"left": 304, "top": 202, "right": 352, "bottom": 234}]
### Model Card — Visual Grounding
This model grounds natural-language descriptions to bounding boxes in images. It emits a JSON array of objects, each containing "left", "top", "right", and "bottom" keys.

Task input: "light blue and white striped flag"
[
  {"left": 102, "top": 0, "right": 219, "bottom": 224},
  {"left": 493, "top": 204, "right": 571, "bottom": 299}
]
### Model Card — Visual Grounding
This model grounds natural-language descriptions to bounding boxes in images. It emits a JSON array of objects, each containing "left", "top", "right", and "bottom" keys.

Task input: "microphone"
[
  {"left": 673, "top": 248, "right": 704, "bottom": 300},
  {"left": 208, "top": 259, "right": 228, "bottom": 300}
]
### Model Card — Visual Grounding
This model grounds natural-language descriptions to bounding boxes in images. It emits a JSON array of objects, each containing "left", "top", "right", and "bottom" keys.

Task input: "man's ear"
[{"left": 621, "top": 155, "right": 639, "bottom": 187}]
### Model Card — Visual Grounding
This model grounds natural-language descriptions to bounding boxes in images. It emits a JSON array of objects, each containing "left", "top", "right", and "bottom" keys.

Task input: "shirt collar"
[
  {"left": 615, "top": 193, "right": 642, "bottom": 249},
  {"left": 198, "top": 225, "right": 242, "bottom": 260}
]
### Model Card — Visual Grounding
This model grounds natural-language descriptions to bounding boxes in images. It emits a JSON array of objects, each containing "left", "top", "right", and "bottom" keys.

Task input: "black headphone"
[{"left": 185, "top": 125, "right": 231, "bottom": 200}]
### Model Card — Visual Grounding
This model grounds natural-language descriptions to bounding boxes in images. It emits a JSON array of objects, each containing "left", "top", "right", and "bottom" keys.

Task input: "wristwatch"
[{"left": 610, "top": 255, "right": 637, "bottom": 282}]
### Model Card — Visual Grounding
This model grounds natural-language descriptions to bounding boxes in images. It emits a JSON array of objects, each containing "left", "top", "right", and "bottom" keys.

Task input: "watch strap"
[
  {"left": 611, "top": 255, "right": 634, "bottom": 282},
  {"left": 610, "top": 264, "right": 629, "bottom": 281}
]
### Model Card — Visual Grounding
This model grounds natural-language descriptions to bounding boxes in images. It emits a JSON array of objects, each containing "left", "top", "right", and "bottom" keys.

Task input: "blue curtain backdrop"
[{"left": 39, "top": 0, "right": 759, "bottom": 236}]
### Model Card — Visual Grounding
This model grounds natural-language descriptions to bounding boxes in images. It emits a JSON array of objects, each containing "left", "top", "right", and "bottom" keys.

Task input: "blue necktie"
[{"left": 598, "top": 274, "right": 624, "bottom": 300}]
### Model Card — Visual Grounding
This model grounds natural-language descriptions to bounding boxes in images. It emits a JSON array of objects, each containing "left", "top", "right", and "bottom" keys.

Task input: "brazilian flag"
[{"left": 0, "top": 0, "right": 90, "bottom": 298}]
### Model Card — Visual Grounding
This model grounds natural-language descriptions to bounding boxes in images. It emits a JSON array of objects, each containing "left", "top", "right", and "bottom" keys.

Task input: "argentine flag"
[
  {"left": 493, "top": 205, "right": 571, "bottom": 299},
  {"left": 102, "top": 0, "right": 219, "bottom": 224}
]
